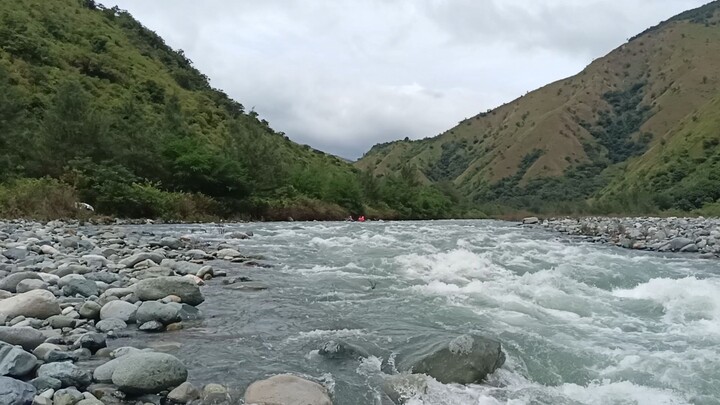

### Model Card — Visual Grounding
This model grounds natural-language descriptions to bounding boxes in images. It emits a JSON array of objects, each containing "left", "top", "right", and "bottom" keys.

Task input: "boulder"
[
  {"left": 78, "top": 301, "right": 102, "bottom": 320},
  {"left": 404, "top": 335, "right": 505, "bottom": 385},
  {"left": 668, "top": 237, "right": 693, "bottom": 251},
  {"left": 2, "top": 248, "right": 29, "bottom": 261},
  {"left": 95, "top": 318, "right": 127, "bottom": 333},
  {"left": 119, "top": 253, "right": 164, "bottom": 269},
  {"left": 53, "top": 387, "right": 84, "bottom": 405},
  {"left": 0, "top": 342, "right": 38, "bottom": 377},
  {"left": 30, "top": 376, "right": 61, "bottom": 392},
  {"left": 0, "top": 290, "right": 61, "bottom": 320},
  {"left": 99, "top": 301, "right": 137, "bottom": 323},
  {"left": 522, "top": 217, "right": 540, "bottom": 225},
  {"left": 382, "top": 374, "right": 428, "bottom": 404},
  {"left": 0, "top": 272, "right": 43, "bottom": 293},
  {"left": 202, "top": 383, "right": 230, "bottom": 403},
  {"left": 61, "top": 278, "right": 98, "bottom": 298},
  {"left": 244, "top": 374, "right": 332, "bottom": 405},
  {"left": 0, "top": 376, "right": 36, "bottom": 405},
  {"left": 158, "top": 237, "right": 183, "bottom": 250},
  {"left": 37, "top": 361, "right": 92, "bottom": 389},
  {"left": 138, "top": 321, "right": 163, "bottom": 332},
  {"left": 216, "top": 248, "right": 242, "bottom": 258},
  {"left": 92, "top": 358, "right": 120, "bottom": 383},
  {"left": 111, "top": 352, "right": 187, "bottom": 395},
  {"left": 75, "top": 333, "right": 106, "bottom": 353},
  {"left": 0, "top": 327, "right": 46, "bottom": 351},
  {"left": 135, "top": 301, "right": 181, "bottom": 325},
  {"left": 135, "top": 277, "right": 204, "bottom": 306}
]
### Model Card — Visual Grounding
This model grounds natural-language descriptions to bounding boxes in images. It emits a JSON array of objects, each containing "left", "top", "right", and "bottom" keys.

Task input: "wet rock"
[
  {"left": 404, "top": 334, "right": 505, "bottom": 385},
  {"left": 135, "top": 301, "right": 181, "bottom": 325},
  {"left": 99, "top": 301, "right": 137, "bottom": 323},
  {"left": 0, "top": 342, "right": 38, "bottom": 377},
  {"left": 680, "top": 243, "right": 699, "bottom": 253},
  {"left": 383, "top": 374, "right": 428, "bottom": 404},
  {"left": 185, "top": 250, "right": 209, "bottom": 260},
  {"left": 318, "top": 340, "right": 370, "bottom": 360},
  {"left": 158, "top": 237, "right": 183, "bottom": 250},
  {"left": 119, "top": 253, "right": 164, "bottom": 269},
  {"left": 202, "top": 383, "right": 230, "bottom": 404},
  {"left": 111, "top": 352, "right": 187, "bottom": 395},
  {"left": 75, "top": 333, "right": 106, "bottom": 353},
  {"left": 668, "top": 237, "right": 693, "bottom": 252},
  {"left": 167, "top": 381, "right": 200, "bottom": 403},
  {"left": 522, "top": 217, "right": 540, "bottom": 225},
  {"left": 0, "top": 272, "right": 43, "bottom": 293},
  {"left": 135, "top": 277, "right": 204, "bottom": 306},
  {"left": 37, "top": 361, "right": 92, "bottom": 389},
  {"left": 216, "top": 248, "right": 242, "bottom": 259},
  {"left": 244, "top": 374, "right": 332, "bottom": 405},
  {"left": 92, "top": 358, "right": 120, "bottom": 383},
  {"left": 0, "top": 376, "right": 36, "bottom": 405},
  {"left": 138, "top": 321, "right": 164, "bottom": 332},
  {"left": 0, "top": 327, "right": 46, "bottom": 351},
  {"left": 0, "top": 290, "right": 62, "bottom": 320}
]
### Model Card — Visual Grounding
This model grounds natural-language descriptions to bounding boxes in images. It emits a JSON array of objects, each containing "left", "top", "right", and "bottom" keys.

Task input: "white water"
[{"left": 125, "top": 220, "right": 720, "bottom": 404}]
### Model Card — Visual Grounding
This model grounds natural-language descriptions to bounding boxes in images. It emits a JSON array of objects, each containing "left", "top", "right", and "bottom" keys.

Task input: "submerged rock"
[
  {"left": 405, "top": 334, "right": 505, "bottom": 385},
  {"left": 244, "top": 374, "right": 332, "bottom": 405},
  {"left": 383, "top": 374, "right": 428, "bottom": 404},
  {"left": 318, "top": 340, "right": 370, "bottom": 360}
]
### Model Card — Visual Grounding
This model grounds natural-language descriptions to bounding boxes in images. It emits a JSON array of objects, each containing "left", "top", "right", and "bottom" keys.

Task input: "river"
[{"left": 118, "top": 220, "right": 720, "bottom": 404}]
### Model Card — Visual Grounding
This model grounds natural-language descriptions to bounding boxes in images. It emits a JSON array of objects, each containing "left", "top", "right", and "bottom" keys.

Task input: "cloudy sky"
[{"left": 111, "top": 0, "right": 708, "bottom": 159}]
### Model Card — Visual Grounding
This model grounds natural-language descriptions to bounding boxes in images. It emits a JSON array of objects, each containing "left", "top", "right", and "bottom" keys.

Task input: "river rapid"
[{"left": 121, "top": 220, "right": 720, "bottom": 405}]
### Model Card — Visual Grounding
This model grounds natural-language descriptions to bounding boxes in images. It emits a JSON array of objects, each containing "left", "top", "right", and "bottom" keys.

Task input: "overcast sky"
[{"left": 111, "top": 0, "right": 708, "bottom": 159}]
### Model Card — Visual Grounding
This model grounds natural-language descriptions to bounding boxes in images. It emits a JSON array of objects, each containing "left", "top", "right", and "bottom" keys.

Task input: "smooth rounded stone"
[
  {"left": 135, "top": 301, "right": 181, "bottom": 325},
  {"left": 31, "top": 376, "right": 62, "bottom": 392},
  {"left": 75, "top": 399, "right": 103, "bottom": 405},
  {"left": 216, "top": 248, "right": 242, "bottom": 258},
  {"left": 110, "top": 347, "right": 144, "bottom": 359},
  {"left": 80, "top": 255, "right": 108, "bottom": 269},
  {"left": 95, "top": 318, "right": 128, "bottom": 333},
  {"left": 244, "top": 374, "right": 332, "bottom": 405},
  {"left": 0, "top": 376, "right": 36, "bottom": 405},
  {"left": 167, "top": 381, "right": 200, "bottom": 403},
  {"left": 165, "top": 322, "right": 183, "bottom": 331},
  {"left": 101, "top": 287, "right": 134, "bottom": 299},
  {"left": 86, "top": 383, "right": 122, "bottom": 401},
  {"left": 15, "top": 279, "right": 48, "bottom": 294},
  {"left": 0, "top": 272, "right": 43, "bottom": 293},
  {"left": 133, "top": 266, "right": 174, "bottom": 280},
  {"left": 62, "top": 279, "right": 99, "bottom": 298},
  {"left": 92, "top": 358, "right": 120, "bottom": 383},
  {"left": 99, "top": 301, "right": 138, "bottom": 323},
  {"left": 60, "top": 238, "right": 80, "bottom": 249},
  {"left": 202, "top": 383, "right": 230, "bottom": 403},
  {"left": 185, "top": 250, "right": 209, "bottom": 260},
  {"left": 132, "top": 259, "right": 159, "bottom": 270},
  {"left": 163, "top": 261, "right": 202, "bottom": 276},
  {"left": 119, "top": 253, "right": 164, "bottom": 269},
  {"left": 404, "top": 335, "right": 505, "bottom": 385},
  {"left": 159, "top": 295, "right": 182, "bottom": 304},
  {"left": 318, "top": 340, "right": 370, "bottom": 360},
  {"left": 78, "top": 302, "right": 102, "bottom": 320},
  {"left": 158, "top": 237, "right": 183, "bottom": 250},
  {"left": 0, "top": 342, "right": 38, "bottom": 377},
  {"left": 37, "top": 361, "right": 93, "bottom": 389},
  {"left": 84, "top": 272, "right": 121, "bottom": 284},
  {"left": 75, "top": 333, "right": 106, "bottom": 353},
  {"left": 33, "top": 343, "right": 65, "bottom": 361},
  {"left": 680, "top": 243, "right": 699, "bottom": 253},
  {"left": 138, "top": 321, "right": 164, "bottom": 332},
  {"left": 0, "top": 290, "right": 61, "bottom": 320},
  {"left": 0, "top": 327, "right": 46, "bottom": 351},
  {"left": 2, "top": 248, "right": 29, "bottom": 261},
  {"left": 47, "top": 315, "right": 76, "bottom": 329},
  {"left": 53, "top": 387, "right": 84, "bottom": 405},
  {"left": 111, "top": 353, "right": 188, "bottom": 395},
  {"left": 196, "top": 266, "right": 213, "bottom": 279},
  {"left": 667, "top": 237, "right": 693, "bottom": 251},
  {"left": 0, "top": 290, "right": 12, "bottom": 299},
  {"left": 522, "top": 216, "right": 540, "bottom": 225},
  {"left": 39, "top": 246, "right": 61, "bottom": 256},
  {"left": 135, "top": 277, "right": 204, "bottom": 306},
  {"left": 382, "top": 374, "right": 428, "bottom": 404}
]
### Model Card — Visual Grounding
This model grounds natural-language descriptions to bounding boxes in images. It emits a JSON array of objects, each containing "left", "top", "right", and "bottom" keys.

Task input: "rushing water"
[{"left": 118, "top": 220, "right": 720, "bottom": 404}]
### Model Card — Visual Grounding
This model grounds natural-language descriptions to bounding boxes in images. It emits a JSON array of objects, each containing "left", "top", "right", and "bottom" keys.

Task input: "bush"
[{"left": 0, "top": 178, "right": 79, "bottom": 219}]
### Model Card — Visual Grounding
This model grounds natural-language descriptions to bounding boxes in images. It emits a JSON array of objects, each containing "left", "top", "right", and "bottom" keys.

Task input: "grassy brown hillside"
[{"left": 357, "top": 1, "right": 720, "bottom": 214}]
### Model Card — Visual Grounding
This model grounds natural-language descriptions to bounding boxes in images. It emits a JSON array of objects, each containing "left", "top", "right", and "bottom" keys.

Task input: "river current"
[{"left": 119, "top": 220, "right": 720, "bottom": 404}]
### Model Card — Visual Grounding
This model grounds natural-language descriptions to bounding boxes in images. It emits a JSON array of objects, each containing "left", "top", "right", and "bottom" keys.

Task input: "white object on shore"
[{"left": 74, "top": 202, "right": 95, "bottom": 212}]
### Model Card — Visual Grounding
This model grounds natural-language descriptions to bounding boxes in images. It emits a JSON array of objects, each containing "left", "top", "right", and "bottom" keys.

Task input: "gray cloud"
[{"left": 109, "top": 0, "right": 708, "bottom": 159}]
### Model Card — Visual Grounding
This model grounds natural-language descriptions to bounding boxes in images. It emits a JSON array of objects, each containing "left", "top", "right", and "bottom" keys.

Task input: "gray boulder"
[
  {"left": 53, "top": 387, "right": 84, "bottom": 405},
  {"left": 61, "top": 278, "right": 98, "bottom": 298},
  {"left": 0, "top": 376, "right": 36, "bottom": 405},
  {"left": 119, "top": 252, "right": 164, "bottom": 268},
  {"left": 37, "top": 361, "right": 92, "bottom": 389},
  {"left": 244, "top": 374, "right": 332, "bottom": 405},
  {"left": 404, "top": 334, "right": 505, "bottom": 385},
  {"left": 111, "top": 352, "right": 188, "bottom": 394},
  {"left": 78, "top": 301, "right": 102, "bottom": 320},
  {"left": 138, "top": 321, "right": 164, "bottom": 332},
  {"left": 135, "top": 277, "right": 204, "bottom": 306},
  {"left": 522, "top": 217, "right": 540, "bottom": 225},
  {"left": 0, "top": 272, "right": 42, "bottom": 293},
  {"left": 99, "top": 301, "right": 137, "bottom": 323},
  {"left": 15, "top": 279, "right": 47, "bottom": 294},
  {"left": 95, "top": 318, "right": 127, "bottom": 333},
  {"left": 668, "top": 237, "right": 693, "bottom": 251},
  {"left": 168, "top": 381, "right": 200, "bottom": 403},
  {"left": 0, "top": 327, "right": 46, "bottom": 351},
  {"left": 30, "top": 376, "right": 61, "bottom": 392},
  {"left": 75, "top": 333, "right": 106, "bottom": 353},
  {"left": 135, "top": 301, "right": 181, "bottom": 325},
  {"left": 0, "top": 290, "right": 61, "bottom": 320},
  {"left": 93, "top": 357, "right": 120, "bottom": 383},
  {"left": 158, "top": 237, "right": 183, "bottom": 249},
  {"left": 0, "top": 342, "right": 37, "bottom": 377},
  {"left": 2, "top": 248, "right": 29, "bottom": 261}
]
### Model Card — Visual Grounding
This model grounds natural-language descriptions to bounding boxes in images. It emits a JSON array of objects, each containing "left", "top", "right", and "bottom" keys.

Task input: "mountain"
[
  {"left": 0, "top": 0, "right": 454, "bottom": 220},
  {"left": 357, "top": 1, "right": 720, "bottom": 215}
]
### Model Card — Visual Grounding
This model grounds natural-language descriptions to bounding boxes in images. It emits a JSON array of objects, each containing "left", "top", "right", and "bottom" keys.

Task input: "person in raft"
[{"left": 358, "top": 216, "right": 366, "bottom": 222}]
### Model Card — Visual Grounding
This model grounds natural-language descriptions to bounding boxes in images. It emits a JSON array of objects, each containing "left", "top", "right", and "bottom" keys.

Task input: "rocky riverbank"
[
  {"left": 1, "top": 220, "right": 508, "bottom": 405},
  {"left": 526, "top": 216, "right": 720, "bottom": 257}
]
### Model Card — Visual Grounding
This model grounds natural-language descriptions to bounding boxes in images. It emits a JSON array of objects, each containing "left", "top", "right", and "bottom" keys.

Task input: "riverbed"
[{"left": 118, "top": 220, "right": 720, "bottom": 404}]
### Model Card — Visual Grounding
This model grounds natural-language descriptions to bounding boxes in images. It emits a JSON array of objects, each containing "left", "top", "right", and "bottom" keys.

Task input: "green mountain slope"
[
  {"left": 0, "top": 0, "right": 453, "bottom": 220},
  {"left": 357, "top": 1, "right": 720, "bottom": 214}
]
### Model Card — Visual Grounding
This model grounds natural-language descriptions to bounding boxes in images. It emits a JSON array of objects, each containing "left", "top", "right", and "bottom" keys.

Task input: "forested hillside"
[
  {"left": 0, "top": 0, "right": 454, "bottom": 220},
  {"left": 357, "top": 1, "right": 720, "bottom": 216}
]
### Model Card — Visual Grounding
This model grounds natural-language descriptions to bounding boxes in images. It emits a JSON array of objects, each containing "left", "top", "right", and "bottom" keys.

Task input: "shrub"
[{"left": 0, "top": 178, "right": 79, "bottom": 219}]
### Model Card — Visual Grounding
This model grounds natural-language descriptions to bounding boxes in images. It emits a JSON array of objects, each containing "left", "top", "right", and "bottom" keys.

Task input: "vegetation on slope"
[
  {"left": 357, "top": 1, "right": 720, "bottom": 216},
  {"left": 0, "top": 0, "right": 455, "bottom": 220}
]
